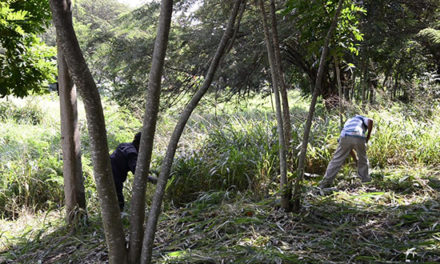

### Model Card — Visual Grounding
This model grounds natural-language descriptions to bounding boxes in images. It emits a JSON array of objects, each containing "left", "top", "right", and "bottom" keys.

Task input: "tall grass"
[
  {"left": 368, "top": 102, "right": 440, "bottom": 168},
  {"left": 165, "top": 92, "right": 334, "bottom": 204},
  {"left": 0, "top": 95, "right": 141, "bottom": 218},
  {"left": 1, "top": 90, "right": 440, "bottom": 215},
  {"left": 164, "top": 92, "right": 440, "bottom": 204},
  {"left": 167, "top": 112, "right": 280, "bottom": 204},
  {"left": 0, "top": 97, "right": 62, "bottom": 218}
]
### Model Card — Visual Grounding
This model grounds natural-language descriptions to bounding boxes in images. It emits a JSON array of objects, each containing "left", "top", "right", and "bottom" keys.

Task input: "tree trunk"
[
  {"left": 50, "top": 1, "right": 127, "bottom": 263},
  {"left": 334, "top": 56, "right": 343, "bottom": 129},
  {"left": 141, "top": 1, "right": 244, "bottom": 263},
  {"left": 269, "top": 0, "right": 293, "bottom": 207},
  {"left": 57, "top": 44, "right": 87, "bottom": 225},
  {"left": 269, "top": 0, "right": 292, "bottom": 155},
  {"left": 361, "top": 60, "right": 368, "bottom": 103},
  {"left": 259, "top": 0, "right": 289, "bottom": 211},
  {"left": 128, "top": 0, "right": 174, "bottom": 262},
  {"left": 292, "top": 0, "right": 345, "bottom": 212},
  {"left": 349, "top": 63, "right": 356, "bottom": 101}
]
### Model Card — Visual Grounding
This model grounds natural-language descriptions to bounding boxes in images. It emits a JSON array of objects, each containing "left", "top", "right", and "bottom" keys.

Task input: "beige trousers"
[{"left": 319, "top": 136, "right": 370, "bottom": 188}]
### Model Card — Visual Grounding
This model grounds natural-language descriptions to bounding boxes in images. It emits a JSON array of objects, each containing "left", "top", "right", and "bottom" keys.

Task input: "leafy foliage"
[
  {"left": 0, "top": 0, "right": 56, "bottom": 97},
  {"left": 356, "top": 0, "right": 440, "bottom": 97},
  {"left": 418, "top": 28, "right": 440, "bottom": 45}
]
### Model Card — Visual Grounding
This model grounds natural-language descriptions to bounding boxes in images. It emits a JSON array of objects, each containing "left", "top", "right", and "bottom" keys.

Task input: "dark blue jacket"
[{"left": 110, "top": 143, "right": 138, "bottom": 210}]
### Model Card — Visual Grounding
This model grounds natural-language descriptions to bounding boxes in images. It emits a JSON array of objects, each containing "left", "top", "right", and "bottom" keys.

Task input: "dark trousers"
[{"left": 113, "top": 176, "right": 125, "bottom": 211}]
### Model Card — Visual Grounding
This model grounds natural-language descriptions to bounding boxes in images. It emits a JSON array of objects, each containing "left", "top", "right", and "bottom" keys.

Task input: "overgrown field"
[{"left": 1, "top": 91, "right": 440, "bottom": 263}]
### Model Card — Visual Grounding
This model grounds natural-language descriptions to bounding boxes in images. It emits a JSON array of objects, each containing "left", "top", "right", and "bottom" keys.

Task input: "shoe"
[
  {"left": 361, "top": 176, "right": 371, "bottom": 183},
  {"left": 319, "top": 187, "right": 337, "bottom": 195}
]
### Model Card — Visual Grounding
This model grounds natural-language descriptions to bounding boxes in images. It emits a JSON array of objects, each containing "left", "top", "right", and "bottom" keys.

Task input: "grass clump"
[
  {"left": 0, "top": 99, "right": 44, "bottom": 125},
  {"left": 167, "top": 113, "right": 279, "bottom": 205},
  {"left": 0, "top": 122, "right": 64, "bottom": 218}
]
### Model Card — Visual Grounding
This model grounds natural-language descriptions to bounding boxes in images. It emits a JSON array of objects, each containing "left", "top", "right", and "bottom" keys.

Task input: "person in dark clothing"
[{"left": 110, "top": 132, "right": 157, "bottom": 211}]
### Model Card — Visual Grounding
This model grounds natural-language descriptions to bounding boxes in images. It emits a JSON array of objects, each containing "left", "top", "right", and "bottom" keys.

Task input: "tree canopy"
[{"left": 0, "top": 0, "right": 56, "bottom": 97}]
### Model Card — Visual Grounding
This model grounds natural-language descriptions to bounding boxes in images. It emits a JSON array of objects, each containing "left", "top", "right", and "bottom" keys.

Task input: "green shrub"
[
  {"left": 368, "top": 104, "right": 440, "bottom": 168},
  {"left": 165, "top": 93, "right": 440, "bottom": 205},
  {"left": 0, "top": 100, "right": 44, "bottom": 125}
]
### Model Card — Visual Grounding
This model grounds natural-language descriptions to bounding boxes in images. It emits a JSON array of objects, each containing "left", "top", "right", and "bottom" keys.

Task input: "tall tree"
[
  {"left": 57, "top": 44, "right": 87, "bottom": 225},
  {"left": 128, "top": 0, "right": 174, "bottom": 262},
  {"left": 49, "top": 0, "right": 127, "bottom": 263},
  {"left": 270, "top": 0, "right": 294, "bottom": 209},
  {"left": 258, "top": 0, "right": 289, "bottom": 210},
  {"left": 356, "top": 0, "right": 440, "bottom": 101},
  {"left": 283, "top": 0, "right": 364, "bottom": 101},
  {"left": 141, "top": 1, "right": 245, "bottom": 262},
  {"left": 292, "top": 0, "right": 345, "bottom": 212},
  {"left": 334, "top": 56, "right": 344, "bottom": 128},
  {"left": 269, "top": 0, "right": 292, "bottom": 163}
]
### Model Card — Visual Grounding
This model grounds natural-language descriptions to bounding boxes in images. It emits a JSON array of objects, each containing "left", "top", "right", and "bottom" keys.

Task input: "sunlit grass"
[
  {"left": 0, "top": 94, "right": 141, "bottom": 218},
  {"left": 0, "top": 209, "right": 62, "bottom": 252}
]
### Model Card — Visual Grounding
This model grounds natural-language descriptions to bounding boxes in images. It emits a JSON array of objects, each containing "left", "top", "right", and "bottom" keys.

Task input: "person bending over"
[
  {"left": 110, "top": 132, "right": 157, "bottom": 210},
  {"left": 319, "top": 115, "right": 373, "bottom": 189}
]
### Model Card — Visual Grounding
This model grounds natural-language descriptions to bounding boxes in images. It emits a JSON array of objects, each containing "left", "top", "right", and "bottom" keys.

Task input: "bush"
[
  {"left": 2, "top": 91, "right": 440, "bottom": 215},
  {"left": 0, "top": 100, "right": 44, "bottom": 125},
  {"left": 368, "top": 104, "right": 440, "bottom": 168}
]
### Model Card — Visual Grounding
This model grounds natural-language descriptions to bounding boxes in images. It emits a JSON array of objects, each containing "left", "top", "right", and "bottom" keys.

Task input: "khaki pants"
[{"left": 319, "top": 136, "right": 370, "bottom": 188}]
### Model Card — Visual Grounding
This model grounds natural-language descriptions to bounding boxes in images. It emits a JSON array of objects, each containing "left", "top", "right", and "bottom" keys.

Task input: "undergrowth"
[{"left": 2, "top": 167, "right": 439, "bottom": 263}]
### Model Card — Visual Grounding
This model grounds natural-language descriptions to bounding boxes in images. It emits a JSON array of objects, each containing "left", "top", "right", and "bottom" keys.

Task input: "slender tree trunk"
[
  {"left": 334, "top": 56, "right": 343, "bottom": 129},
  {"left": 222, "top": 1, "right": 246, "bottom": 63},
  {"left": 350, "top": 67, "right": 356, "bottom": 101},
  {"left": 141, "top": 2, "right": 244, "bottom": 263},
  {"left": 259, "top": 0, "right": 289, "bottom": 211},
  {"left": 292, "top": 0, "right": 345, "bottom": 212},
  {"left": 50, "top": 1, "right": 127, "bottom": 263},
  {"left": 58, "top": 44, "right": 87, "bottom": 225},
  {"left": 270, "top": 0, "right": 293, "bottom": 168},
  {"left": 269, "top": 0, "right": 292, "bottom": 155},
  {"left": 361, "top": 60, "right": 368, "bottom": 103},
  {"left": 128, "top": 0, "right": 174, "bottom": 263},
  {"left": 382, "top": 73, "right": 389, "bottom": 91}
]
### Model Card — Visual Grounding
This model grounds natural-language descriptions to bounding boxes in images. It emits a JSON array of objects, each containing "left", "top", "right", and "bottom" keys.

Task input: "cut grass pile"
[{"left": 1, "top": 167, "right": 439, "bottom": 263}]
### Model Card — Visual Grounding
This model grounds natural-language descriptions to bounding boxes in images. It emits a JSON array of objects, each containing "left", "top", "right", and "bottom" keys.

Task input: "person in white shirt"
[{"left": 319, "top": 115, "right": 374, "bottom": 188}]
